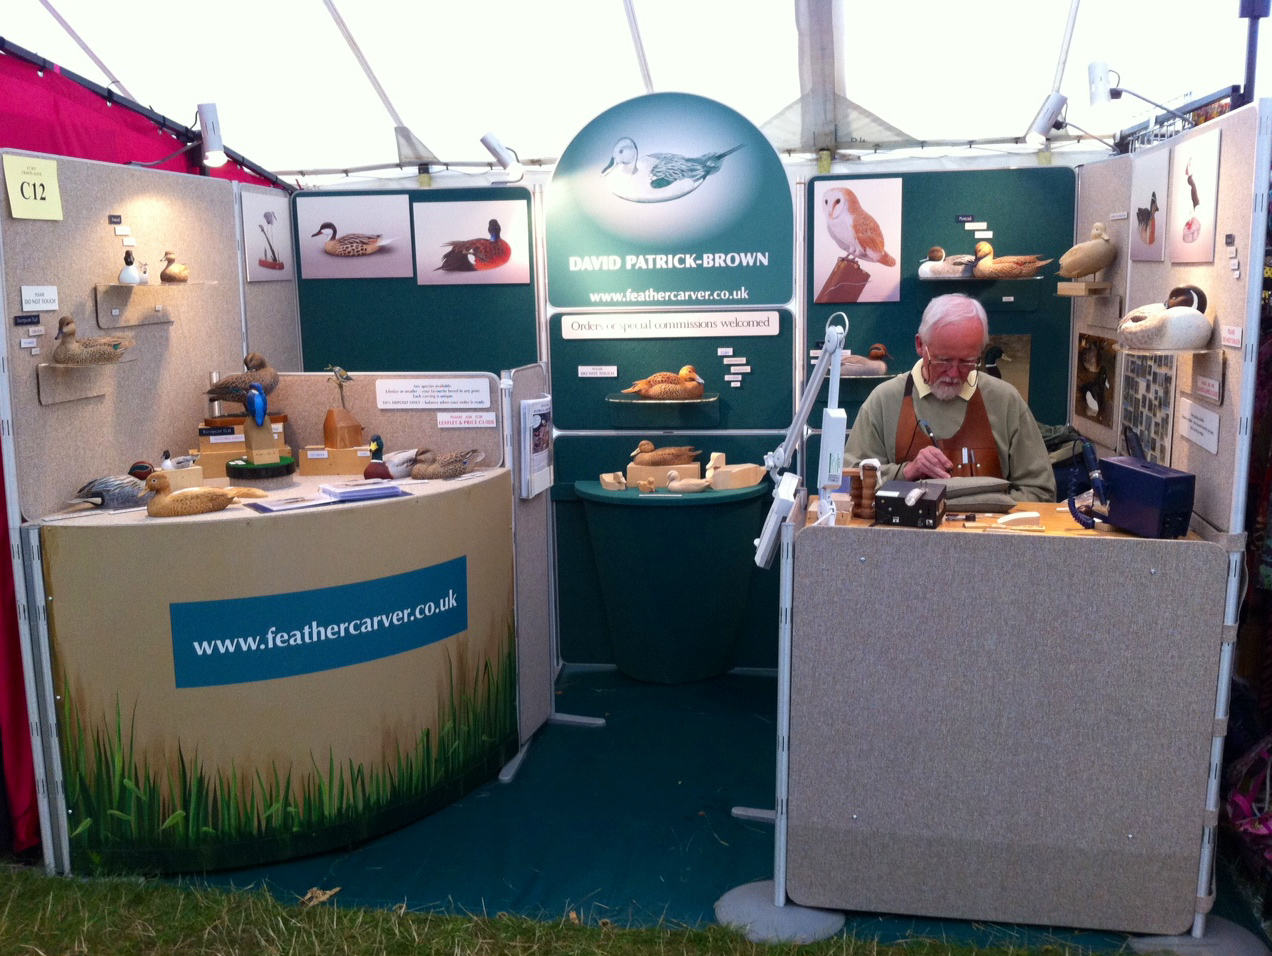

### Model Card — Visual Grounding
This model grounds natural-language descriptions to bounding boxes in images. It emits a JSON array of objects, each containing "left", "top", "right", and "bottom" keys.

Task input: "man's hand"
[{"left": 902, "top": 445, "right": 953, "bottom": 481}]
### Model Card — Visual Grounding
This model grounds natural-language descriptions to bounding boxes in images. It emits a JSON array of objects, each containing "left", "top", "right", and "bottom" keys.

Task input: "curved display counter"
[
  {"left": 573, "top": 480, "right": 769, "bottom": 683},
  {"left": 37, "top": 470, "right": 516, "bottom": 873}
]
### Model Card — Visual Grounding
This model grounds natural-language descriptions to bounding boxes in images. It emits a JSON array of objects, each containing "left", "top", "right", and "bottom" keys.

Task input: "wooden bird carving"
[
  {"left": 69, "top": 461, "right": 155, "bottom": 510},
  {"left": 159, "top": 251, "right": 189, "bottom": 283},
  {"left": 620, "top": 365, "right": 705, "bottom": 400},
  {"left": 52, "top": 317, "right": 135, "bottom": 365},
  {"left": 436, "top": 219, "right": 512, "bottom": 272},
  {"left": 364, "top": 435, "right": 426, "bottom": 480},
  {"left": 840, "top": 344, "right": 891, "bottom": 377},
  {"left": 823, "top": 187, "right": 896, "bottom": 267},
  {"left": 1057, "top": 222, "right": 1117, "bottom": 280},
  {"left": 143, "top": 472, "right": 267, "bottom": 517},
  {"left": 410, "top": 449, "right": 484, "bottom": 480},
  {"left": 972, "top": 241, "right": 1053, "bottom": 279},
  {"left": 665, "top": 470, "right": 712, "bottom": 493},
  {"left": 206, "top": 353, "right": 279, "bottom": 411},
  {"left": 917, "top": 246, "right": 975, "bottom": 278},
  {"left": 311, "top": 223, "right": 391, "bottom": 257},
  {"left": 630, "top": 441, "right": 701, "bottom": 466}
]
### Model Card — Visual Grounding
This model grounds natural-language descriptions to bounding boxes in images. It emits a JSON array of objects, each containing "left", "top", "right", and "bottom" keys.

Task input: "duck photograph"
[
  {"left": 294, "top": 191, "right": 413, "bottom": 279},
  {"left": 413, "top": 198, "right": 531, "bottom": 285}
]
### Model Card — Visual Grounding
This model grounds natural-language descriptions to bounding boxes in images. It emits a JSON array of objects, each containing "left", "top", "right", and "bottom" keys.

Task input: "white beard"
[{"left": 930, "top": 378, "right": 963, "bottom": 401}]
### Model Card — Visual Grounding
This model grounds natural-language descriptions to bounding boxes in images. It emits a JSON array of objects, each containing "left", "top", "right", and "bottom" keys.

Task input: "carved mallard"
[
  {"left": 364, "top": 435, "right": 425, "bottom": 480},
  {"left": 972, "top": 241, "right": 1053, "bottom": 279},
  {"left": 620, "top": 365, "right": 705, "bottom": 400},
  {"left": 52, "top": 317, "right": 135, "bottom": 365},
  {"left": 206, "top": 353, "right": 279, "bottom": 411},
  {"left": 311, "top": 222, "right": 391, "bottom": 257},
  {"left": 69, "top": 461, "right": 155, "bottom": 510},
  {"left": 410, "top": 449, "right": 484, "bottom": 480},
  {"left": 143, "top": 472, "right": 267, "bottom": 517},
  {"left": 630, "top": 440, "right": 701, "bottom": 466}
]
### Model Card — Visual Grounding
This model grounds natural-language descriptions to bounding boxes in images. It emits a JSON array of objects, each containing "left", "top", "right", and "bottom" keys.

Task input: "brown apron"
[{"left": 895, "top": 374, "right": 1004, "bottom": 478}]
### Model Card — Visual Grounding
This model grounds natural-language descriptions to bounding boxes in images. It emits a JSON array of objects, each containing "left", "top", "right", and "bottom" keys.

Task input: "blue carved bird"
[
  {"left": 602, "top": 137, "right": 743, "bottom": 202},
  {"left": 245, "top": 382, "right": 268, "bottom": 427},
  {"left": 437, "top": 219, "right": 512, "bottom": 272},
  {"left": 69, "top": 461, "right": 155, "bottom": 510}
]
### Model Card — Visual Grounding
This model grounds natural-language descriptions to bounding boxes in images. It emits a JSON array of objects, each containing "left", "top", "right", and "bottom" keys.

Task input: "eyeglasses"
[{"left": 923, "top": 346, "right": 981, "bottom": 376}]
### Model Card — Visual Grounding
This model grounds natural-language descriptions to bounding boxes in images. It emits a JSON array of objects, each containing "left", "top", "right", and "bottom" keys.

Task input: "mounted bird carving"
[
  {"left": 630, "top": 441, "right": 701, "bottom": 466},
  {"left": 1057, "top": 222, "right": 1117, "bottom": 280},
  {"left": 51, "top": 317, "right": 135, "bottom": 365},
  {"left": 620, "top": 365, "right": 705, "bottom": 400},
  {"left": 972, "top": 241, "right": 1053, "bottom": 279},
  {"left": 206, "top": 353, "right": 279, "bottom": 412}
]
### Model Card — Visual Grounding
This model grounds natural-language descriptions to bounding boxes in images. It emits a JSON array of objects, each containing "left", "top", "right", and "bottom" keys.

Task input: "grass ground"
[{"left": 0, "top": 862, "right": 1100, "bottom": 956}]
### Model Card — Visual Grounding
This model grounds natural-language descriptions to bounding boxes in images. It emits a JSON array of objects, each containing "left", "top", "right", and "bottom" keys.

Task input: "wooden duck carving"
[
  {"left": 665, "top": 470, "right": 712, "bottom": 493},
  {"left": 206, "top": 353, "right": 279, "bottom": 411},
  {"left": 69, "top": 461, "right": 155, "bottom": 510},
  {"left": 364, "top": 435, "right": 426, "bottom": 480},
  {"left": 143, "top": 472, "right": 267, "bottom": 517},
  {"left": 972, "top": 241, "right": 1053, "bottom": 279},
  {"left": 52, "top": 317, "right": 135, "bottom": 365},
  {"left": 630, "top": 440, "right": 701, "bottom": 466},
  {"left": 410, "top": 449, "right": 484, "bottom": 480},
  {"left": 312, "top": 222, "right": 391, "bottom": 257},
  {"left": 620, "top": 365, "right": 705, "bottom": 400},
  {"left": 159, "top": 251, "right": 189, "bottom": 283},
  {"left": 917, "top": 246, "right": 975, "bottom": 278},
  {"left": 1057, "top": 222, "right": 1117, "bottom": 280}
]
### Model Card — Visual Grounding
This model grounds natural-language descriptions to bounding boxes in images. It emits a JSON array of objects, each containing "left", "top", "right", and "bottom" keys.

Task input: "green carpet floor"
[{"left": 187, "top": 666, "right": 1268, "bottom": 949}]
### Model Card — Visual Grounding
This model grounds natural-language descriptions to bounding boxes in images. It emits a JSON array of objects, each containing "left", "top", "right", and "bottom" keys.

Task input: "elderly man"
[{"left": 844, "top": 293, "right": 1056, "bottom": 502}]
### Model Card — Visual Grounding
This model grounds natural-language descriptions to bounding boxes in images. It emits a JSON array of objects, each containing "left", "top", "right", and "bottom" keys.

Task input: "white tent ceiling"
[{"left": 3, "top": 0, "right": 1265, "bottom": 188}]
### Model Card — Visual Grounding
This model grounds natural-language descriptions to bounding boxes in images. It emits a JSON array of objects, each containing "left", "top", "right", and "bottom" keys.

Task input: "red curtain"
[{"left": 0, "top": 49, "right": 288, "bottom": 854}]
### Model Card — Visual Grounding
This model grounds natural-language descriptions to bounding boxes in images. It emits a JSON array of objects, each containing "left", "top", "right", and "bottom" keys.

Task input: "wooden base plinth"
[
  {"left": 626, "top": 463, "right": 702, "bottom": 489},
  {"left": 193, "top": 445, "right": 295, "bottom": 479},
  {"left": 297, "top": 445, "right": 374, "bottom": 476},
  {"left": 1056, "top": 281, "right": 1112, "bottom": 297}
]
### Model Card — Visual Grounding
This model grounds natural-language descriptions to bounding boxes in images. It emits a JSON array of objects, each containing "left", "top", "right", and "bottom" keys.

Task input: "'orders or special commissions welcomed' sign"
[
  {"left": 546, "top": 93, "right": 793, "bottom": 309},
  {"left": 170, "top": 558, "right": 468, "bottom": 688},
  {"left": 376, "top": 377, "right": 491, "bottom": 409},
  {"left": 561, "top": 311, "right": 780, "bottom": 340}
]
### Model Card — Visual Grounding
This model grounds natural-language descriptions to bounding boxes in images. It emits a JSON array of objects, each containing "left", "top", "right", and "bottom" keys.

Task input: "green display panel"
[
  {"left": 295, "top": 188, "right": 538, "bottom": 375},
  {"left": 548, "top": 310, "right": 794, "bottom": 431},
  {"left": 806, "top": 168, "right": 1075, "bottom": 428}
]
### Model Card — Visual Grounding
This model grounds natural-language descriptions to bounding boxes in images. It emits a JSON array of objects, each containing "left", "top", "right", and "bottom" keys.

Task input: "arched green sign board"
[{"left": 546, "top": 92, "right": 793, "bottom": 308}]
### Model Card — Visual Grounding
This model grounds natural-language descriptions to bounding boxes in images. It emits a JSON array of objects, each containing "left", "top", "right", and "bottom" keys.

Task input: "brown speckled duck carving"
[
  {"left": 52, "top": 317, "right": 135, "bottom": 365},
  {"left": 206, "top": 353, "right": 279, "bottom": 411},
  {"left": 621, "top": 365, "right": 704, "bottom": 400},
  {"left": 144, "top": 472, "right": 267, "bottom": 517},
  {"left": 410, "top": 449, "right": 484, "bottom": 480},
  {"left": 630, "top": 440, "right": 701, "bottom": 466}
]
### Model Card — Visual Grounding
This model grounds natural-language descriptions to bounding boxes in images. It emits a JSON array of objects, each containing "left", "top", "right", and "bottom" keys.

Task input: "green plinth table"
[{"left": 574, "top": 479, "right": 771, "bottom": 683}]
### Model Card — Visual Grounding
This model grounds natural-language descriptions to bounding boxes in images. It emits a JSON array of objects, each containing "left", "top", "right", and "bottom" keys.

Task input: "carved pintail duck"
[
  {"left": 160, "top": 450, "right": 200, "bottom": 470},
  {"left": 841, "top": 343, "right": 891, "bottom": 377},
  {"left": 143, "top": 472, "right": 267, "bottom": 517},
  {"left": 437, "top": 219, "right": 512, "bottom": 272},
  {"left": 972, "top": 241, "right": 1053, "bottom": 279},
  {"left": 602, "top": 137, "right": 743, "bottom": 203},
  {"left": 364, "top": 435, "right": 425, "bottom": 480},
  {"left": 69, "top": 461, "right": 155, "bottom": 510},
  {"left": 917, "top": 246, "right": 975, "bottom": 278},
  {"left": 620, "top": 364, "right": 705, "bottom": 400},
  {"left": 206, "top": 352, "right": 279, "bottom": 411},
  {"left": 311, "top": 222, "right": 391, "bottom": 257},
  {"left": 52, "top": 317, "right": 135, "bottom": 365},
  {"left": 630, "top": 441, "right": 701, "bottom": 466},
  {"left": 159, "top": 250, "right": 189, "bottom": 282},
  {"left": 410, "top": 449, "right": 484, "bottom": 480}
]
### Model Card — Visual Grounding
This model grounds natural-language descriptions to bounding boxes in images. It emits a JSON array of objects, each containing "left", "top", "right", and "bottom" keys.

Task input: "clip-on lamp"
[{"left": 754, "top": 312, "right": 849, "bottom": 568}]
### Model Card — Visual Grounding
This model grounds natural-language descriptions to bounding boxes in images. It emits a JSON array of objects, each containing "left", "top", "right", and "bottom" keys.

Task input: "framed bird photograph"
[
  {"left": 294, "top": 192, "right": 415, "bottom": 280},
  {"left": 1167, "top": 128, "right": 1221, "bottom": 264},
  {"left": 1128, "top": 147, "right": 1169, "bottom": 262},
  {"left": 811, "top": 178, "right": 902, "bottom": 304},
  {"left": 1074, "top": 332, "right": 1117, "bottom": 430},
  {"left": 242, "top": 188, "right": 293, "bottom": 281},
  {"left": 413, "top": 199, "right": 531, "bottom": 286}
]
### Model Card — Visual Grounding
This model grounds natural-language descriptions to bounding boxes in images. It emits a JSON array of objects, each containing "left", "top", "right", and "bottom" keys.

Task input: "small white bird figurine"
[
  {"left": 823, "top": 187, "right": 896, "bottom": 268},
  {"left": 1057, "top": 222, "right": 1117, "bottom": 280},
  {"left": 665, "top": 470, "right": 712, "bottom": 493}
]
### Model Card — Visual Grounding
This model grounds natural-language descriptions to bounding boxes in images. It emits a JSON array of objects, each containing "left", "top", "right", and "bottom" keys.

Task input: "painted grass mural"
[{"left": 59, "top": 629, "right": 517, "bottom": 873}]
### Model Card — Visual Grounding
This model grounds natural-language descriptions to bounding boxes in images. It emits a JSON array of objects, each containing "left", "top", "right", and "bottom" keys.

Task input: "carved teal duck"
[
  {"left": 52, "top": 317, "right": 135, "bottom": 365},
  {"left": 69, "top": 461, "right": 154, "bottom": 510}
]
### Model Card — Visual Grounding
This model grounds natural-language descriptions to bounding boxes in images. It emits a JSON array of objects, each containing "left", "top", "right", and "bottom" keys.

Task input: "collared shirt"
[{"left": 909, "top": 358, "right": 977, "bottom": 402}]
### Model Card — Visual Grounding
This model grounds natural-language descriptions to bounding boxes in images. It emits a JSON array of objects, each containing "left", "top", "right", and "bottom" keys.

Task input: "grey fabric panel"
[
  {"left": 510, "top": 363, "right": 553, "bottom": 744},
  {"left": 786, "top": 524, "right": 1227, "bottom": 935}
]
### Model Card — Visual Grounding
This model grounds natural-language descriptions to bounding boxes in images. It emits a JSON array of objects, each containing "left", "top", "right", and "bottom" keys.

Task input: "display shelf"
[
  {"left": 94, "top": 281, "right": 215, "bottom": 329},
  {"left": 36, "top": 358, "right": 135, "bottom": 406},
  {"left": 604, "top": 392, "right": 720, "bottom": 428},
  {"left": 1115, "top": 346, "right": 1221, "bottom": 356}
]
